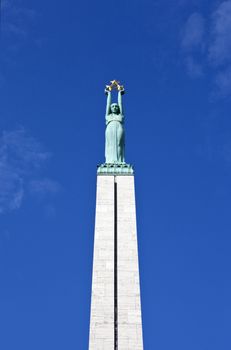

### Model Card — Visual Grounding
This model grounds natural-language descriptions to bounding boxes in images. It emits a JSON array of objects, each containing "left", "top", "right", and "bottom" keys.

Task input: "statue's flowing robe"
[{"left": 105, "top": 114, "right": 125, "bottom": 163}]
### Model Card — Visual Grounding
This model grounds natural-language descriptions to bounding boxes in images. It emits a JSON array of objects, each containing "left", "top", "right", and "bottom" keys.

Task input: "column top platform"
[{"left": 97, "top": 163, "right": 134, "bottom": 176}]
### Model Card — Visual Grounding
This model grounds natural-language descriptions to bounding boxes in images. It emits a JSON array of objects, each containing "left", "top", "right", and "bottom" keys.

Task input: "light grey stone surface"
[
  {"left": 89, "top": 175, "right": 143, "bottom": 350},
  {"left": 117, "top": 176, "right": 143, "bottom": 350},
  {"left": 89, "top": 176, "right": 114, "bottom": 350}
]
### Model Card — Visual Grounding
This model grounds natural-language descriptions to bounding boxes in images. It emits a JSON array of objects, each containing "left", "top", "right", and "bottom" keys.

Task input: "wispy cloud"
[
  {"left": 1, "top": 0, "right": 36, "bottom": 40},
  {"left": 0, "top": 128, "right": 59, "bottom": 214},
  {"left": 1, "top": 128, "right": 50, "bottom": 171},
  {"left": 215, "top": 65, "right": 231, "bottom": 97},
  {"left": 209, "top": 1, "right": 231, "bottom": 66},
  {"left": 181, "top": 12, "right": 205, "bottom": 78},
  {"left": 180, "top": 1, "right": 231, "bottom": 97},
  {"left": 1, "top": 0, "right": 39, "bottom": 72},
  {"left": 181, "top": 12, "right": 205, "bottom": 51},
  {"left": 0, "top": 164, "right": 24, "bottom": 213},
  {"left": 209, "top": 1, "right": 231, "bottom": 97}
]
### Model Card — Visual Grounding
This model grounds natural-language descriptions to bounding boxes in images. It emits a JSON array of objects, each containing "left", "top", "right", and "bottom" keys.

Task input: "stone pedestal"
[{"left": 89, "top": 175, "right": 143, "bottom": 350}]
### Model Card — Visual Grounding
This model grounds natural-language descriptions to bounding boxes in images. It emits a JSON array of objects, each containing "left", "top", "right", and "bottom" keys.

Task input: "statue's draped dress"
[{"left": 105, "top": 113, "right": 125, "bottom": 163}]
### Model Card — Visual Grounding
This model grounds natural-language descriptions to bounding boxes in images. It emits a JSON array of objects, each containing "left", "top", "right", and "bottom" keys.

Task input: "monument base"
[{"left": 97, "top": 163, "right": 134, "bottom": 175}]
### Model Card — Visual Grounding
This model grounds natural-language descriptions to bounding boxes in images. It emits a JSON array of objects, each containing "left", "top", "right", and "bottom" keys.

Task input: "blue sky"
[{"left": 1, "top": 0, "right": 231, "bottom": 348}]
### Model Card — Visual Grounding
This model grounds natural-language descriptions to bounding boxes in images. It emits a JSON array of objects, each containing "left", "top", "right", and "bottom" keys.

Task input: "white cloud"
[
  {"left": 209, "top": 0, "right": 231, "bottom": 66},
  {"left": 2, "top": 22, "right": 27, "bottom": 38},
  {"left": 215, "top": 65, "right": 231, "bottom": 97},
  {"left": 0, "top": 163, "right": 24, "bottom": 213},
  {"left": 1, "top": 128, "right": 50, "bottom": 173},
  {"left": 0, "top": 128, "right": 57, "bottom": 214},
  {"left": 181, "top": 12, "right": 205, "bottom": 51},
  {"left": 180, "top": 2, "right": 231, "bottom": 97},
  {"left": 181, "top": 13, "right": 205, "bottom": 78}
]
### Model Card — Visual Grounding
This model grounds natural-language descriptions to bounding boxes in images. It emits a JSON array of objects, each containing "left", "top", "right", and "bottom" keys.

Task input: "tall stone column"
[{"left": 89, "top": 174, "right": 143, "bottom": 350}]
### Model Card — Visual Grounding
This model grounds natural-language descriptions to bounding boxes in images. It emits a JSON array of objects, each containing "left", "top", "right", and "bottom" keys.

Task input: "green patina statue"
[
  {"left": 97, "top": 80, "right": 133, "bottom": 175},
  {"left": 105, "top": 82, "right": 125, "bottom": 164}
]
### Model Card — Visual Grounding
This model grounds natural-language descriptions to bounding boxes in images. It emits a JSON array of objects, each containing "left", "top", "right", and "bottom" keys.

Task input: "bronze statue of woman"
[{"left": 105, "top": 81, "right": 125, "bottom": 164}]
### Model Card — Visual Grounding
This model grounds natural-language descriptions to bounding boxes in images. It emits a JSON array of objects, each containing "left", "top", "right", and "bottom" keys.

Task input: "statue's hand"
[
  {"left": 119, "top": 87, "right": 125, "bottom": 95},
  {"left": 105, "top": 88, "right": 111, "bottom": 95}
]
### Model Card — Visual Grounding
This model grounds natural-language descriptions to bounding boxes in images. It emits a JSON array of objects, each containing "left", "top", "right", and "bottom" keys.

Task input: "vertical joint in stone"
[{"left": 114, "top": 176, "right": 118, "bottom": 350}]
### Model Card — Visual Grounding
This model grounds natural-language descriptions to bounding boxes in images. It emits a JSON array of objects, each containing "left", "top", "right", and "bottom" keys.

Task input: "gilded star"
[
  {"left": 110, "top": 80, "right": 120, "bottom": 86},
  {"left": 106, "top": 85, "right": 112, "bottom": 91}
]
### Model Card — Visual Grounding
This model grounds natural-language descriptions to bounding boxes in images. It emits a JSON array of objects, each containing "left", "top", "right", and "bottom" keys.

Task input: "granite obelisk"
[{"left": 89, "top": 81, "right": 143, "bottom": 350}]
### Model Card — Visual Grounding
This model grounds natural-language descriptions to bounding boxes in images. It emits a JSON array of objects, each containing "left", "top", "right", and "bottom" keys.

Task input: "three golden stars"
[{"left": 105, "top": 80, "right": 124, "bottom": 92}]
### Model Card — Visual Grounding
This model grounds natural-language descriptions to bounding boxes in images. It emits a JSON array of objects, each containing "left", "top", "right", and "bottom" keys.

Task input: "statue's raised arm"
[
  {"left": 118, "top": 90, "right": 124, "bottom": 115},
  {"left": 105, "top": 90, "right": 111, "bottom": 116}
]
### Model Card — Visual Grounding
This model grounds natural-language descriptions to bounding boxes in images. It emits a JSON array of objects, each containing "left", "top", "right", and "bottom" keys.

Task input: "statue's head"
[{"left": 110, "top": 103, "right": 120, "bottom": 114}]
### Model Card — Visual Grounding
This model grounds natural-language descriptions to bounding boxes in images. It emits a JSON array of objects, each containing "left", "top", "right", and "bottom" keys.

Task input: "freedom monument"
[{"left": 89, "top": 81, "right": 143, "bottom": 349}]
